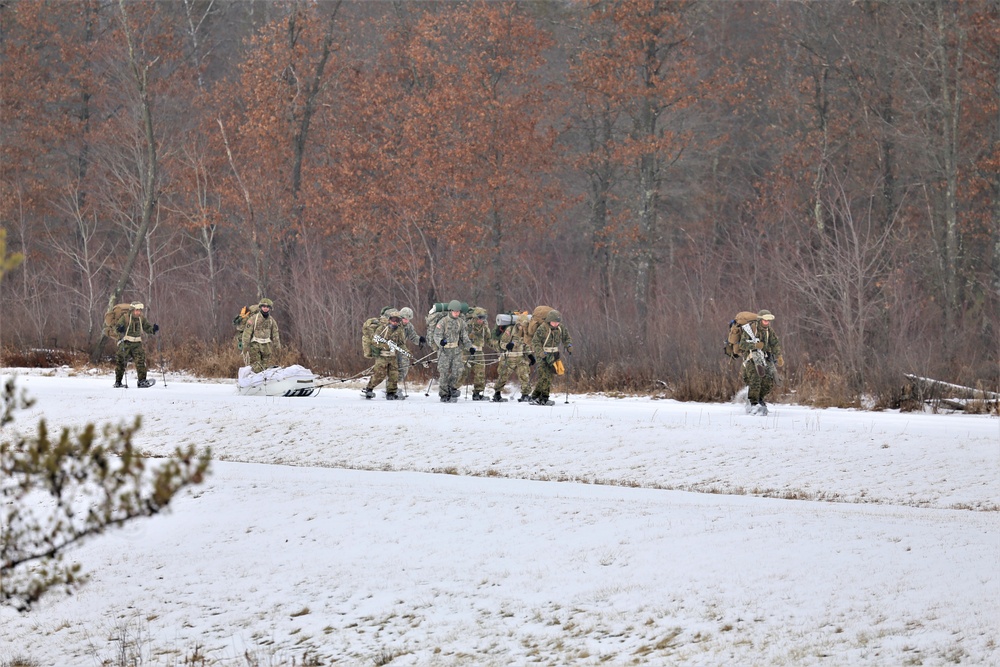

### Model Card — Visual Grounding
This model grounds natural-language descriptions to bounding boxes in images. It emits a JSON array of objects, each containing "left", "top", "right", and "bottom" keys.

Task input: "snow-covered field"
[{"left": 2, "top": 367, "right": 998, "bottom": 666}]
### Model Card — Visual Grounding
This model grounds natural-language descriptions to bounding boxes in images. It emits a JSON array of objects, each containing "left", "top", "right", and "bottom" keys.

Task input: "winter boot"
[
  {"left": 531, "top": 394, "right": 554, "bottom": 406},
  {"left": 385, "top": 392, "right": 398, "bottom": 400},
  {"left": 113, "top": 380, "right": 124, "bottom": 388},
  {"left": 472, "top": 391, "right": 484, "bottom": 401},
  {"left": 136, "top": 378, "right": 155, "bottom": 388},
  {"left": 491, "top": 391, "right": 507, "bottom": 403},
  {"left": 757, "top": 400, "right": 769, "bottom": 415},
  {"left": 450, "top": 386, "right": 461, "bottom": 398},
  {"left": 362, "top": 388, "right": 375, "bottom": 399},
  {"left": 517, "top": 394, "right": 531, "bottom": 403}
]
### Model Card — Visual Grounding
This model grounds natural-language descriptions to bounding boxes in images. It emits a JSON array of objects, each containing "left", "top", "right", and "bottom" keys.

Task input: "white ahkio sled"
[{"left": 236, "top": 364, "right": 318, "bottom": 397}]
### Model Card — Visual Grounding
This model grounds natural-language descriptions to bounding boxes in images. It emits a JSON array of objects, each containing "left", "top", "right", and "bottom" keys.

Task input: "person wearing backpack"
[
  {"left": 739, "top": 309, "right": 784, "bottom": 415},
  {"left": 396, "top": 307, "right": 425, "bottom": 387},
  {"left": 528, "top": 309, "right": 573, "bottom": 406},
  {"left": 433, "top": 300, "right": 475, "bottom": 402},
  {"left": 463, "top": 307, "right": 494, "bottom": 401},
  {"left": 492, "top": 313, "right": 533, "bottom": 403},
  {"left": 113, "top": 303, "right": 158, "bottom": 388},
  {"left": 241, "top": 298, "right": 281, "bottom": 373},
  {"left": 362, "top": 309, "right": 409, "bottom": 400}
]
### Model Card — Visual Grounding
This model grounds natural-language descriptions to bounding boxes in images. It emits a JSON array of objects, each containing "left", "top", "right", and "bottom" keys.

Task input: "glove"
[
  {"left": 754, "top": 341, "right": 764, "bottom": 350},
  {"left": 552, "top": 351, "right": 560, "bottom": 362},
  {"left": 152, "top": 323, "right": 159, "bottom": 334},
  {"left": 505, "top": 341, "right": 515, "bottom": 351},
  {"left": 527, "top": 354, "right": 536, "bottom": 366},
  {"left": 440, "top": 338, "right": 448, "bottom": 346},
  {"left": 418, "top": 336, "right": 426, "bottom": 347},
  {"left": 116, "top": 324, "right": 125, "bottom": 334},
  {"left": 777, "top": 355, "right": 784, "bottom": 368},
  {"left": 469, "top": 347, "right": 477, "bottom": 355},
  {"left": 566, "top": 344, "right": 572, "bottom": 355}
]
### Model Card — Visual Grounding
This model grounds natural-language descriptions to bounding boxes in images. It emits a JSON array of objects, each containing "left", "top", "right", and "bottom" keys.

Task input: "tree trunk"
[{"left": 90, "top": 1, "right": 159, "bottom": 363}]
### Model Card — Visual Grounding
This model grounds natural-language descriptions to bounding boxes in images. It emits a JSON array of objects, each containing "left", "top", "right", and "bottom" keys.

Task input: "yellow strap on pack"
[{"left": 553, "top": 359, "right": 565, "bottom": 376}]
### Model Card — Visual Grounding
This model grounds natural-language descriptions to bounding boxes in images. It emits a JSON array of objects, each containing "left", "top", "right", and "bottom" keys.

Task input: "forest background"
[{"left": 1, "top": 0, "right": 997, "bottom": 406}]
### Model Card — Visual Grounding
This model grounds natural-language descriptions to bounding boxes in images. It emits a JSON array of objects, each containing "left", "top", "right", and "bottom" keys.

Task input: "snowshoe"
[
  {"left": 385, "top": 392, "right": 399, "bottom": 400},
  {"left": 491, "top": 391, "right": 507, "bottom": 403},
  {"left": 517, "top": 394, "right": 531, "bottom": 403},
  {"left": 472, "top": 391, "right": 484, "bottom": 401},
  {"left": 450, "top": 387, "right": 461, "bottom": 398},
  {"left": 113, "top": 381, "right": 124, "bottom": 388},
  {"left": 136, "top": 379, "right": 155, "bottom": 388},
  {"left": 362, "top": 388, "right": 375, "bottom": 399},
  {"left": 758, "top": 400, "right": 769, "bottom": 415}
]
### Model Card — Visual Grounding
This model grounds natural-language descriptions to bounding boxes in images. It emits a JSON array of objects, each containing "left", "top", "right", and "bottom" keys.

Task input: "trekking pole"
[
  {"left": 157, "top": 334, "right": 167, "bottom": 387},
  {"left": 425, "top": 377, "right": 434, "bottom": 396}
]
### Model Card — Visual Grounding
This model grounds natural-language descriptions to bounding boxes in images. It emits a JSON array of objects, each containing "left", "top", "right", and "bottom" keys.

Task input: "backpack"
[
  {"left": 361, "top": 316, "right": 384, "bottom": 358},
  {"left": 525, "top": 305, "right": 554, "bottom": 344},
  {"left": 233, "top": 304, "right": 261, "bottom": 350},
  {"left": 424, "top": 310, "right": 449, "bottom": 350},
  {"left": 103, "top": 302, "right": 135, "bottom": 339},
  {"left": 724, "top": 311, "right": 760, "bottom": 359}
]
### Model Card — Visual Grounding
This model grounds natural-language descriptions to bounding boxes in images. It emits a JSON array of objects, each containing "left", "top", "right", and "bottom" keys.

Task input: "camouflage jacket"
[
  {"left": 467, "top": 317, "right": 493, "bottom": 350},
  {"left": 371, "top": 321, "right": 408, "bottom": 358},
  {"left": 402, "top": 321, "right": 422, "bottom": 346},
  {"left": 241, "top": 312, "right": 281, "bottom": 349},
  {"left": 531, "top": 323, "right": 573, "bottom": 359},
  {"left": 433, "top": 313, "right": 472, "bottom": 351},
  {"left": 494, "top": 325, "right": 530, "bottom": 357},
  {"left": 738, "top": 322, "right": 781, "bottom": 361},
  {"left": 115, "top": 312, "right": 155, "bottom": 342}
]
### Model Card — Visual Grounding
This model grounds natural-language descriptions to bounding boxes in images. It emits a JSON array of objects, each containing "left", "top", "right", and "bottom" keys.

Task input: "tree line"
[{"left": 1, "top": 0, "right": 997, "bottom": 399}]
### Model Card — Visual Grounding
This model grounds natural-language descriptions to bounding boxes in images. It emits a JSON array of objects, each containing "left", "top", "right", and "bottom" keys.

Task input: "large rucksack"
[
  {"left": 103, "top": 302, "right": 135, "bottom": 339},
  {"left": 233, "top": 304, "right": 261, "bottom": 350},
  {"left": 524, "top": 305, "right": 554, "bottom": 344},
  {"left": 361, "top": 316, "right": 384, "bottom": 358},
  {"left": 724, "top": 311, "right": 760, "bottom": 358}
]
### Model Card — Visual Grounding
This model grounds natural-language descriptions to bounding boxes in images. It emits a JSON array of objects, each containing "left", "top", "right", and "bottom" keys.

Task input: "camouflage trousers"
[
  {"left": 115, "top": 341, "right": 148, "bottom": 382},
  {"left": 532, "top": 359, "right": 558, "bottom": 399},
  {"left": 742, "top": 359, "right": 776, "bottom": 403},
  {"left": 367, "top": 355, "right": 400, "bottom": 394},
  {"left": 495, "top": 354, "right": 531, "bottom": 396},
  {"left": 245, "top": 341, "right": 273, "bottom": 373},
  {"left": 437, "top": 348, "right": 465, "bottom": 398},
  {"left": 458, "top": 350, "right": 488, "bottom": 392}
]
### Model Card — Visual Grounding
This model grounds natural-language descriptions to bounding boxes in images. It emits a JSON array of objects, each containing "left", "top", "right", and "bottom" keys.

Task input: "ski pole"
[{"left": 157, "top": 334, "right": 167, "bottom": 387}]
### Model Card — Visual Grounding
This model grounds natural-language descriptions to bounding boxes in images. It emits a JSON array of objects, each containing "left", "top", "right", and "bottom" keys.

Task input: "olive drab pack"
[
  {"left": 232, "top": 304, "right": 261, "bottom": 350},
  {"left": 424, "top": 302, "right": 469, "bottom": 351},
  {"left": 724, "top": 311, "right": 760, "bottom": 358},
  {"left": 103, "top": 302, "right": 135, "bottom": 339},
  {"left": 361, "top": 316, "right": 383, "bottom": 358}
]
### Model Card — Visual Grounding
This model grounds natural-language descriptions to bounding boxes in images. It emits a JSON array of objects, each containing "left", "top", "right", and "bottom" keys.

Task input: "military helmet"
[
  {"left": 448, "top": 299, "right": 463, "bottom": 312},
  {"left": 386, "top": 309, "right": 402, "bottom": 320},
  {"left": 757, "top": 309, "right": 775, "bottom": 321},
  {"left": 130, "top": 302, "right": 144, "bottom": 310},
  {"left": 545, "top": 309, "right": 562, "bottom": 323},
  {"left": 472, "top": 306, "right": 487, "bottom": 319},
  {"left": 259, "top": 298, "right": 274, "bottom": 308},
  {"left": 399, "top": 307, "right": 414, "bottom": 320}
]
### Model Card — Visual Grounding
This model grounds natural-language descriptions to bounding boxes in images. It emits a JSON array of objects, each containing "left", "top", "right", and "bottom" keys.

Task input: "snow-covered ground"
[{"left": 2, "top": 367, "right": 998, "bottom": 666}]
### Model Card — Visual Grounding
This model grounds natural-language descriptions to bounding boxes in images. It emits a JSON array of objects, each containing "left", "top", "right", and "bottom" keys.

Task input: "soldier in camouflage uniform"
[
  {"left": 363, "top": 309, "right": 409, "bottom": 400},
  {"left": 396, "top": 307, "right": 426, "bottom": 387},
  {"left": 433, "top": 300, "right": 474, "bottom": 402},
  {"left": 529, "top": 309, "right": 573, "bottom": 406},
  {"left": 491, "top": 313, "right": 533, "bottom": 402},
  {"left": 241, "top": 297, "right": 281, "bottom": 373},
  {"left": 739, "top": 309, "right": 784, "bottom": 415},
  {"left": 463, "top": 307, "right": 494, "bottom": 401},
  {"left": 114, "top": 303, "right": 158, "bottom": 388}
]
